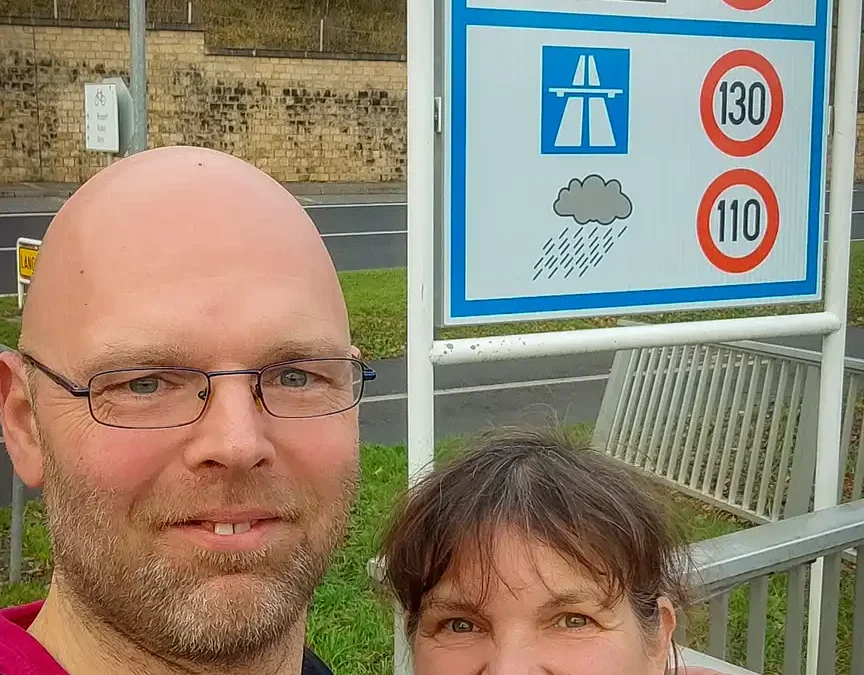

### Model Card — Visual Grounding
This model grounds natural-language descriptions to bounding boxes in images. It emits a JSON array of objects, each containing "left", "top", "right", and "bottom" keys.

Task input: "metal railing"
[
  {"left": 683, "top": 498, "right": 864, "bottom": 674},
  {"left": 592, "top": 328, "right": 864, "bottom": 524}
]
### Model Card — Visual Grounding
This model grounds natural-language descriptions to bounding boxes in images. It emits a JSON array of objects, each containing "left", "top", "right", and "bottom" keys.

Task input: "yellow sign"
[{"left": 18, "top": 245, "right": 39, "bottom": 280}]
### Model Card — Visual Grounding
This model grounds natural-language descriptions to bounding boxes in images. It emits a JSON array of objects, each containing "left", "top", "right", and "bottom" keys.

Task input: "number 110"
[{"left": 717, "top": 198, "right": 762, "bottom": 243}]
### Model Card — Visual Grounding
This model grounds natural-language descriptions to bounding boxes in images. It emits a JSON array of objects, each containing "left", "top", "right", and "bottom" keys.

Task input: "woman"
[{"left": 377, "top": 427, "right": 719, "bottom": 675}]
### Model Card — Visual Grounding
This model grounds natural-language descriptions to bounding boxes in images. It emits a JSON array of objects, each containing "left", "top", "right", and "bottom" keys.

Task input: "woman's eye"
[
  {"left": 557, "top": 613, "right": 590, "bottom": 629},
  {"left": 446, "top": 618, "right": 475, "bottom": 633}
]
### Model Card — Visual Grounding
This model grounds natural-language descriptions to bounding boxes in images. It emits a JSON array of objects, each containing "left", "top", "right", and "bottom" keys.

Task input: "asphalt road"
[
  {"left": 0, "top": 202, "right": 408, "bottom": 294},
  {"left": 4, "top": 192, "right": 864, "bottom": 294}
]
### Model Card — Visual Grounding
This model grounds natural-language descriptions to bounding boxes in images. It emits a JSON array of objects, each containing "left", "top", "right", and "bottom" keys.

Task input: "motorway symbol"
[
  {"left": 700, "top": 49, "right": 784, "bottom": 158},
  {"left": 697, "top": 168, "right": 779, "bottom": 274},
  {"left": 541, "top": 46, "right": 631, "bottom": 155}
]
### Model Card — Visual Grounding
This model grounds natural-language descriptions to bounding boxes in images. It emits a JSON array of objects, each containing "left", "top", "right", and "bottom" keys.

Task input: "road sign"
[
  {"left": 85, "top": 82, "right": 119, "bottom": 153},
  {"left": 16, "top": 238, "right": 42, "bottom": 310},
  {"left": 440, "top": 0, "right": 831, "bottom": 325},
  {"left": 17, "top": 243, "right": 38, "bottom": 281}
]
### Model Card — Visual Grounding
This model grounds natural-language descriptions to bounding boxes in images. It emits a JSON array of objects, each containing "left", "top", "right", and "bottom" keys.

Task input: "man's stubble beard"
[{"left": 38, "top": 428, "right": 359, "bottom": 669}]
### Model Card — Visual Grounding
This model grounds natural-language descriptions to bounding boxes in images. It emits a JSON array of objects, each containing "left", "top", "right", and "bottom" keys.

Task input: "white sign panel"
[
  {"left": 85, "top": 83, "right": 120, "bottom": 153},
  {"left": 441, "top": 0, "right": 832, "bottom": 325}
]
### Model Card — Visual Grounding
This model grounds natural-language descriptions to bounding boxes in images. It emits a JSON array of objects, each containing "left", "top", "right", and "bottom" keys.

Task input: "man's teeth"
[{"left": 210, "top": 521, "right": 254, "bottom": 535}]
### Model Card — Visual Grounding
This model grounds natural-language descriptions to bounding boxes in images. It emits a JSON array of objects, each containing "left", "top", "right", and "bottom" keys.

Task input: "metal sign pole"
[
  {"left": 806, "top": 0, "right": 863, "bottom": 672},
  {"left": 129, "top": 0, "right": 148, "bottom": 153},
  {"left": 400, "top": 0, "right": 437, "bottom": 669}
]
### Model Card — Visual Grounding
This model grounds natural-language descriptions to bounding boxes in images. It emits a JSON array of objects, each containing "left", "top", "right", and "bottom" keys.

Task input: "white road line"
[
  {"left": 321, "top": 229, "right": 406, "bottom": 238},
  {"left": 361, "top": 373, "right": 610, "bottom": 404},
  {"left": 304, "top": 201, "right": 407, "bottom": 209},
  {"left": 0, "top": 211, "right": 58, "bottom": 218}
]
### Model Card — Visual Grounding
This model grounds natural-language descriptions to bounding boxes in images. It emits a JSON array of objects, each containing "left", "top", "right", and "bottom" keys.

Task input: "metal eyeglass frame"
[{"left": 20, "top": 353, "right": 378, "bottom": 429}]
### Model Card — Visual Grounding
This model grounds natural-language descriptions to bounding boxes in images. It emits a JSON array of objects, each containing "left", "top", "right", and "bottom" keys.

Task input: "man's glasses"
[{"left": 21, "top": 354, "right": 377, "bottom": 430}]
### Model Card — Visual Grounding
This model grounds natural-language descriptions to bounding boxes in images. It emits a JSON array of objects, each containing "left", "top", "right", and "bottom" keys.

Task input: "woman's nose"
[{"left": 484, "top": 638, "right": 544, "bottom": 675}]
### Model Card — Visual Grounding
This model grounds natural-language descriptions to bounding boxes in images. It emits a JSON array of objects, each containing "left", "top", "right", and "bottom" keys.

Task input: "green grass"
[{"left": 0, "top": 433, "right": 858, "bottom": 675}]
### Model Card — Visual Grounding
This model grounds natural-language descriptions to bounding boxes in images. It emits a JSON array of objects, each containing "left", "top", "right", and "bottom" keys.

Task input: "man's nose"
[{"left": 182, "top": 375, "right": 277, "bottom": 472}]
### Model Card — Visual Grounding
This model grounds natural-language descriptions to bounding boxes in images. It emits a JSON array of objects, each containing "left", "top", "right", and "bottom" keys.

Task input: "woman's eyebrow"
[
  {"left": 537, "top": 590, "right": 602, "bottom": 614},
  {"left": 422, "top": 598, "right": 485, "bottom": 615}
]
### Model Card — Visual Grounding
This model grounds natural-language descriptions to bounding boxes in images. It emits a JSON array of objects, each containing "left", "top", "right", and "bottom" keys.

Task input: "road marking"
[
  {"left": 304, "top": 201, "right": 407, "bottom": 209},
  {"left": 321, "top": 229, "right": 406, "bottom": 238},
  {"left": 361, "top": 372, "right": 610, "bottom": 404},
  {"left": 0, "top": 212, "right": 58, "bottom": 219}
]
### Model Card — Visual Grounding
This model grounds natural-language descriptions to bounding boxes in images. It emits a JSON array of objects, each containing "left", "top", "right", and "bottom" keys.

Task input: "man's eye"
[
  {"left": 279, "top": 369, "right": 308, "bottom": 387},
  {"left": 446, "top": 618, "right": 474, "bottom": 633},
  {"left": 557, "top": 613, "right": 590, "bottom": 629},
  {"left": 128, "top": 377, "right": 159, "bottom": 394}
]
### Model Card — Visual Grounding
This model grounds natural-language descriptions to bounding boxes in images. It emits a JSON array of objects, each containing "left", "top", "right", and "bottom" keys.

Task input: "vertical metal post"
[
  {"left": 129, "top": 0, "right": 148, "bottom": 154},
  {"left": 9, "top": 473, "right": 24, "bottom": 584},
  {"left": 806, "top": 1, "right": 863, "bottom": 672},
  {"left": 396, "top": 0, "right": 436, "bottom": 669}
]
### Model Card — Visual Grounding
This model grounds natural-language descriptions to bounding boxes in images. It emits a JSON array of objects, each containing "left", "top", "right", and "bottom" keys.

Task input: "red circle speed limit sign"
[
  {"left": 700, "top": 49, "right": 784, "bottom": 158},
  {"left": 723, "top": 0, "right": 773, "bottom": 9},
  {"left": 697, "top": 169, "right": 779, "bottom": 274}
]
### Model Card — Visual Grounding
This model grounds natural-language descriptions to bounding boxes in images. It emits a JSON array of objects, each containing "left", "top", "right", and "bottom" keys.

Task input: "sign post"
[{"left": 400, "top": 0, "right": 860, "bottom": 673}]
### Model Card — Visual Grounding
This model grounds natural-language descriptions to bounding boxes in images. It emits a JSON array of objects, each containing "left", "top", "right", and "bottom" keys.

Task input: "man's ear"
[
  {"left": 0, "top": 350, "right": 45, "bottom": 488},
  {"left": 350, "top": 344, "right": 363, "bottom": 360}
]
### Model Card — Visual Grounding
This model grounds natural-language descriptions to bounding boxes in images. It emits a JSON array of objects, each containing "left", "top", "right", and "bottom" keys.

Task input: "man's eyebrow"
[{"left": 72, "top": 339, "right": 352, "bottom": 379}]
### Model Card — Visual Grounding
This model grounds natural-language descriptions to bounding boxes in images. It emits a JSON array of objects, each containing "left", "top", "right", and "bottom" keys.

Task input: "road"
[
  {"left": 0, "top": 201, "right": 408, "bottom": 294},
  {"left": 4, "top": 190, "right": 864, "bottom": 294}
]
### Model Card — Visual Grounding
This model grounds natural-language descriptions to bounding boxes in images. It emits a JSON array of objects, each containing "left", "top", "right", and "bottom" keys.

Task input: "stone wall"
[
  {"left": 0, "top": 21, "right": 406, "bottom": 183},
  {"left": 2, "top": 20, "right": 864, "bottom": 185}
]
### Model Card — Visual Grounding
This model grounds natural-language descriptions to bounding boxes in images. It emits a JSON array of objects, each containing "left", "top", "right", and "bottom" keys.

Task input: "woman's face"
[{"left": 412, "top": 529, "right": 676, "bottom": 675}]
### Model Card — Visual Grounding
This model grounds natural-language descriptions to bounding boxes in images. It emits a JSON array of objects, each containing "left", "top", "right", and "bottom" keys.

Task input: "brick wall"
[{"left": 0, "top": 22, "right": 406, "bottom": 183}]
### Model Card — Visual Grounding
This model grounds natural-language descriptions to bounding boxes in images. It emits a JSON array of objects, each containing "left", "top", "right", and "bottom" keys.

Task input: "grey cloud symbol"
[{"left": 553, "top": 175, "right": 633, "bottom": 226}]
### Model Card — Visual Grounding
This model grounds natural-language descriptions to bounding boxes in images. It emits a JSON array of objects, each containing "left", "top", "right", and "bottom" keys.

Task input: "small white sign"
[
  {"left": 85, "top": 83, "right": 120, "bottom": 153},
  {"left": 440, "top": 0, "right": 832, "bottom": 325}
]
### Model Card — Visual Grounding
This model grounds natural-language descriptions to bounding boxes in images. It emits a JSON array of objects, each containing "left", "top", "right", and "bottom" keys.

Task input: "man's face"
[{"left": 9, "top": 153, "right": 360, "bottom": 667}]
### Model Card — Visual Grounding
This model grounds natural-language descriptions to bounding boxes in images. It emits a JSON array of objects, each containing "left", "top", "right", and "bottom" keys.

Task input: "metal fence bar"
[
  {"left": 9, "top": 472, "right": 24, "bottom": 585},
  {"left": 837, "top": 374, "right": 859, "bottom": 503},
  {"left": 619, "top": 349, "right": 649, "bottom": 460},
  {"left": 604, "top": 350, "right": 639, "bottom": 456},
  {"left": 657, "top": 346, "right": 691, "bottom": 476},
  {"left": 784, "top": 565, "right": 807, "bottom": 675},
  {"left": 851, "top": 545, "right": 864, "bottom": 675},
  {"left": 636, "top": 347, "right": 669, "bottom": 468},
  {"left": 678, "top": 346, "right": 714, "bottom": 483},
  {"left": 784, "top": 366, "right": 821, "bottom": 519},
  {"left": 703, "top": 349, "right": 737, "bottom": 495},
  {"left": 746, "top": 577, "right": 769, "bottom": 673},
  {"left": 715, "top": 352, "right": 749, "bottom": 501},
  {"left": 853, "top": 389, "right": 864, "bottom": 500},
  {"left": 771, "top": 362, "right": 805, "bottom": 520},
  {"left": 647, "top": 346, "right": 679, "bottom": 471},
  {"left": 688, "top": 348, "right": 723, "bottom": 488},
  {"left": 728, "top": 359, "right": 761, "bottom": 505},
  {"left": 743, "top": 361, "right": 776, "bottom": 510},
  {"left": 626, "top": 348, "right": 661, "bottom": 464},
  {"left": 668, "top": 346, "right": 703, "bottom": 480},
  {"left": 816, "top": 552, "right": 843, "bottom": 675},
  {"left": 707, "top": 592, "right": 730, "bottom": 660},
  {"left": 756, "top": 360, "right": 789, "bottom": 517},
  {"left": 593, "top": 349, "right": 635, "bottom": 452}
]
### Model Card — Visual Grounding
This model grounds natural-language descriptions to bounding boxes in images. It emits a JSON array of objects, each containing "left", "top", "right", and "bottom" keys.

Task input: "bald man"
[{"left": 0, "top": 146, "right": 373, "bottom": 675}]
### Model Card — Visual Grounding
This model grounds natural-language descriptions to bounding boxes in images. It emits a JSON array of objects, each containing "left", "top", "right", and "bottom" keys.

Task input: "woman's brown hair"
[{"left": 377, "top": 425, "right": 690, "bottom": 646}]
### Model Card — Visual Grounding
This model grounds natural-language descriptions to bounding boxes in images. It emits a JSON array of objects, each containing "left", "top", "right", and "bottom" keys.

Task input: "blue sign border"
[{"left": 446, "top": 2, "right": 830, "bottom": 322}]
